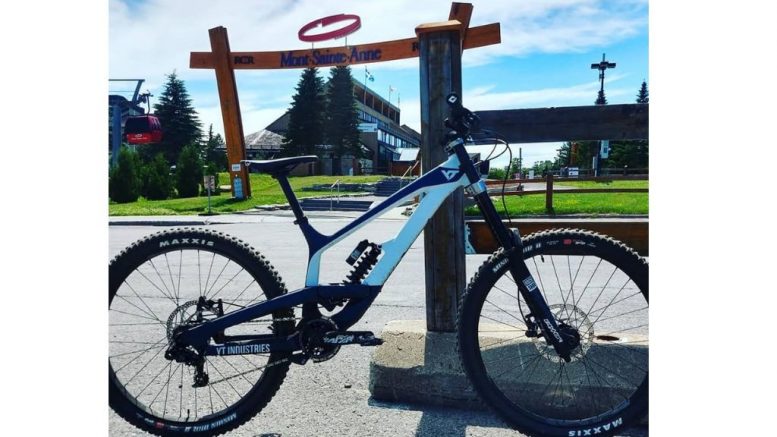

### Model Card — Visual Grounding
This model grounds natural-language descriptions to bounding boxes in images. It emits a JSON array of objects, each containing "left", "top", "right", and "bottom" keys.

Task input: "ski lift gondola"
[{"left": 125, "top": 115, "right": 162, "bottom": 144}]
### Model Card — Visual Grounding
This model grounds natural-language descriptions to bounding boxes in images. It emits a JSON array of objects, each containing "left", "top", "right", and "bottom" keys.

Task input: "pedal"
[
  {"left": 289, "top": 352, "right": 310, "bottom": 365},
  {"left": 323, "top": 331, "right": 383, "bottom": 346}
]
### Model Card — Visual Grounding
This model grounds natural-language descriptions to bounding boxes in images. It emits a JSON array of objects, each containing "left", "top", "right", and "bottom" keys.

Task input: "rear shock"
[{"left": 345, "top": 240, "right": 382, "bottom": 284}]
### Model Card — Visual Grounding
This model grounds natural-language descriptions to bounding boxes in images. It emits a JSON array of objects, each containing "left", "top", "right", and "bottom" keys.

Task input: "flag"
[
  {"left": 389, "top": 86, "right": 395, "bottom": 92},
  {"left": 365, "top": 67, "right": 374, "bottom": 82}
]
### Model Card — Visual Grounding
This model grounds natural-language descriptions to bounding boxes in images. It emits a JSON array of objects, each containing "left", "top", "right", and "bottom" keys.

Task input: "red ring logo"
[{"left": 298, "top": 14, "right": 361, "bottom": 43}]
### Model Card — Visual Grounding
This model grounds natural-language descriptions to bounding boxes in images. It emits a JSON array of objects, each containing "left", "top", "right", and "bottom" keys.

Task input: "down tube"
[
  {"left": 305, "top": 155, "right": 469, "bottom": 286},
  {"left": 362, "top": 177, "right": 469, "bottom": 286}
]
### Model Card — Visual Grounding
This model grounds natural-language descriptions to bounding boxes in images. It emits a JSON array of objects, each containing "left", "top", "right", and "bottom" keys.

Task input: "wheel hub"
[{"left": 533, "top": 304, "right": 594, "bottom": 363}]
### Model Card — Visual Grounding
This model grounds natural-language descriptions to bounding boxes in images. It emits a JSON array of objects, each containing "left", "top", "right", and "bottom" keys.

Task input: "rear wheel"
[
  {"left": 109, "top": 228, "right": 295, "bottom": 436},
  {"left": 458, "top": 229, "right": 648, "bottom": 437}
]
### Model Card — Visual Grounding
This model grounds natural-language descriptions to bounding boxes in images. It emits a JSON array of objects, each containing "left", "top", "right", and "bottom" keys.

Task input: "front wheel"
[{"left": 458, "top": 229, "right": 648, "bottom": 437}]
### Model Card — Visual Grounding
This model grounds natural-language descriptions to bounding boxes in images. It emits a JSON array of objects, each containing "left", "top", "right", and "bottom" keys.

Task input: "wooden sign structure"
[
  {"left": 191, "top": 2, "right": 499, "bottom": 332},
  {"left": 190, "top": 2, "right": 499, "bottom": 203}
]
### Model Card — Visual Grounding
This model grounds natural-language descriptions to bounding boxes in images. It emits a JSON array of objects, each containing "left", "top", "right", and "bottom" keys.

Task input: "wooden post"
[
  {"left": 545, "top": 173, "right": 554, "bottom": 214},
  {"left": 208, "top": 26, "right": 251, "bottom": 199},
  {"left": 417, "top": 21, "right": 465, "bottom": 332}
]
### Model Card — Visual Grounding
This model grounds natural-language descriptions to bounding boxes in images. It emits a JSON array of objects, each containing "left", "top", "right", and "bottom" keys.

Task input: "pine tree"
[
  {"left": 175, "top": 144, "right": 204, "bottom": 198},
  {"left": 595, "top": 90, "right": 607, "bottom": 105},
  {"left": 282, "top": 67, "right": 326, "bottom": 157},
  {"left": 324, "top": 66, "right": 362, "bottom": 175},
  {"left": 601, "top": 81, "right": 650, "bottom": 171},
  {"left": 109, "top": 146, "right": 142, "bottom": 203},
  {"left": 636, "top": 80, "right": 649, "bottom": 103},
  {"left": 147, "top": 71, "right": 202, "bottom": 163},
  {"left": 203, "top": 124, "right": 227, "bottom": 171},
  {"left": 141, "top": 153, "right": 173, "bottom": 200}
]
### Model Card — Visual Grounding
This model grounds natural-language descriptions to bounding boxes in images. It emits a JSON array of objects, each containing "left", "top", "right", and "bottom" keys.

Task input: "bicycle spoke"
[
  {"left": 110, "top": 343, "right": 166, "bottom": 359},
  {"left": 484, "top": 297, "right": 529, "bottom": 327},
  {"left": 148, "top": 258, "right": 176, "bottom": 302},
  {"left": 549, "top": 256, "right": 573, "bottom": 321},
  {"left": 113, "top": 336, "right": 168, "bottom": 373},
  {"left": 204, "top": 258, "right": 235, "bottom": 300},
  {"left": 206, "top": 265, "right": 245, "bottom": 301},
  {"left": 162, "top": 253, "right": 180, "bottom": 306},
  {"left": 588, "top": 289, "right": 643, "bottom": 316},
  {"left": 202, "top": 252, "right": 217, "bottom": 298}
]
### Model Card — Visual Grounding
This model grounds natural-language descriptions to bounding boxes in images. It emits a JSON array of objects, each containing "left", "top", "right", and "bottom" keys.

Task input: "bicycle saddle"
[{"left": 242, "top": 155, "right": 318, "bottom": 175}]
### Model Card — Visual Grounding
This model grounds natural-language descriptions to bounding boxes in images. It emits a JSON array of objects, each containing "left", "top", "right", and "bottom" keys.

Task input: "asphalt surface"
[{"left": 108, "top": 210, "right": 648, "bottom": 437}]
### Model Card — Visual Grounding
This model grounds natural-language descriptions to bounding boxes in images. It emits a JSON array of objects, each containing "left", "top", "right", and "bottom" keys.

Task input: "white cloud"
[
  {"left": 110, "top": 0, "right": 646, "bottom": 80},
  {"left": 110, "top": 0, "right": 646, "bottom": 150}
]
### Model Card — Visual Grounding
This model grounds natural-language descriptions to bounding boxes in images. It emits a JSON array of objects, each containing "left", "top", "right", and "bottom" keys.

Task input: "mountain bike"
[{"left": 109, "top": 94, "right": 648, "bottom": 437}]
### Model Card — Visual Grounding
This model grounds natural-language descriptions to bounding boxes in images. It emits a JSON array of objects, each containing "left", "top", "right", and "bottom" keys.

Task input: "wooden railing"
[{"left": 485, "top": 174, "right": 648, "bottom": 214}]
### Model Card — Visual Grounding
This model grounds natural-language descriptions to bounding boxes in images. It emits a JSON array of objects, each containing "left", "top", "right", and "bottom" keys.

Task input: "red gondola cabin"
[{"left": 125, "top": 115, "right": 162, "bottom": 144}]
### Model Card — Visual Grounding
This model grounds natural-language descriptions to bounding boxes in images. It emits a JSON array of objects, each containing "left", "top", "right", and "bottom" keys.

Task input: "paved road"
[{"left": 108, "top": 212, "right": 648, "bottom": 437}]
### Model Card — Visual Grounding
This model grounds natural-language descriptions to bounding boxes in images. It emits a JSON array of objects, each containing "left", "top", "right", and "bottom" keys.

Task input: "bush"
[
  {"left": 487, "top": 167, "right": 507, "bottom": 180},
  {"left": 141, "top": 154, "right": 173, "bottom": 200},
  {"left": 109, "top": 147, "right": 141, "bottom": 203},
  {"left": 175, "top": 144, "right": 203, "bottom": 198}
]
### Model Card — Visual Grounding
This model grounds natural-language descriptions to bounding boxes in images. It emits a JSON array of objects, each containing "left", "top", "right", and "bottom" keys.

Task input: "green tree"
[
  {"left": 555, "top": 141, "right": 598, "bottom": 169},
  {"left": 282, "top": 67, "right": 326, "bottom": 157},
  {"left": 141, "top": 153, "right": 173, "bottom": 200},
  {"left": 324, "top": 66, "right": 362, "bottom": 175},
  {"left": 203, "top": 124, "right": 228, "bottom": 171},
  {"left": 595, "top": 89, "right": 607, "bottom": 105},
  {"left": 109, "top": 146, "right": 142, "bottom": 203},
  {"left": 175, "top": 144, "right": 203, "bottom": 198},
  {"left": 636, "top": 80, "right": 649, "bottom": 104},
  {"left": 606, "top": 81, "right": 649, "bottom": 170},
  {"left": 146, "top": 71, "right": 202, "bottom": 163}
]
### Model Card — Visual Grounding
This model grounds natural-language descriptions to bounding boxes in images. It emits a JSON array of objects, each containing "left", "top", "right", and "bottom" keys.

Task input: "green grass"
[
  {"left": 466, "top": 192, "right": 649, "bottom": 216},
  {"left": 109, "top": 174, "right": 384, "bottom": 216}
]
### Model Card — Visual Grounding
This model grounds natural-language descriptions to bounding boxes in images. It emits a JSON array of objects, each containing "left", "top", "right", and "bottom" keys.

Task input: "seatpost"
[{"left": 273, "top": 172, "right": 306, "bottom": 224}]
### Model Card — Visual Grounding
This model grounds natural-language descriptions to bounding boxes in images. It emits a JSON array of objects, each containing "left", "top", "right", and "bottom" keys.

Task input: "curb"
[{"left": 369, "top": 320, "right": 649, "bottom": 425}]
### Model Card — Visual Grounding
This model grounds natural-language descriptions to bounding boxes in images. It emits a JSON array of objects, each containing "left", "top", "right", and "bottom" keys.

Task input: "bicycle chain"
[{"left": 206, "top": 357, "right": 291, "bottom": 386}]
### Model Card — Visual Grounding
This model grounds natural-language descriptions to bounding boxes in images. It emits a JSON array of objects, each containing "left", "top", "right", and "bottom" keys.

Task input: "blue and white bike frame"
[{"left": 177, "top": 138, "right": 574, "bottom": 360}]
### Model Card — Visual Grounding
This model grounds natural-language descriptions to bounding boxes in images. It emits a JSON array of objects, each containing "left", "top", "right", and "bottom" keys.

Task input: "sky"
[{"left": 109, "top": 0, "right": 648, "bottom": 168}]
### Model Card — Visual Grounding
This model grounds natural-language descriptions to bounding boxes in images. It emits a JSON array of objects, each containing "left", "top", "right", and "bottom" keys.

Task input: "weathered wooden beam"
[
  {"left": 490, "top": 188, "right": 649, "bottom": 196},
  {"left": 475, "top": 104, "right": 648, "bottom": 142},
  {"left": 417, "top": 23, "right": 465, "bottom": 333},
  {"left": 484, "top": 175, "right": 649, "bottom": 185},
  {"left": 208, "top": 26, "right": 251, "bottom": 198},
  {"left": 190, "top": 23, "right": 500, "bottom": 70},
  {"left": 467, "top": 219, "right": 649, "bottom": 256}
]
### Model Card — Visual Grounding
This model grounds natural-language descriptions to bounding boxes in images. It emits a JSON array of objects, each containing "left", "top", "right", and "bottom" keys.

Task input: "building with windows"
[{"left": 241, "top": 78, "right": 420, "bottom": 175}]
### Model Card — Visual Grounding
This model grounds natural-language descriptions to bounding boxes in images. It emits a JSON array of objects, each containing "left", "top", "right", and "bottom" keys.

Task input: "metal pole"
[{"left": 111, "top": 103, "right": 122, "bottom": 167}]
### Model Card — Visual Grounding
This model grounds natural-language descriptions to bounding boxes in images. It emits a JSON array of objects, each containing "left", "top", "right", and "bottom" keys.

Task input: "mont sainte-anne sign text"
[{"left": 281, "top": 46, "right": 383, "bottom": 68}]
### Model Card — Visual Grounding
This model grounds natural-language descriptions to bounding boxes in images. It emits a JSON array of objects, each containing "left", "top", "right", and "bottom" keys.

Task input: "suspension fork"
[{"left": 453, "top": 143, "right": 573, "bottom": 361}]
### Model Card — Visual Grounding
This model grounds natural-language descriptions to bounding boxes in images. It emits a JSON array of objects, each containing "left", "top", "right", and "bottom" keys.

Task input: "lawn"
[
  {"left": 467, "top": 179, "right": 649, "bottom": 216},
  {"left": 110, "top": 174, "right": 649, "bottom": 216},
  {"left": 109, "top": 174, "right": 383, "bottom": 216}
]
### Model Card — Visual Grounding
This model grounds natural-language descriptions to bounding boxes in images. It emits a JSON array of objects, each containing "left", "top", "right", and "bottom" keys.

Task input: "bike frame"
[{"left": 178, "top": 138, "right": 573, "bottom": 360}]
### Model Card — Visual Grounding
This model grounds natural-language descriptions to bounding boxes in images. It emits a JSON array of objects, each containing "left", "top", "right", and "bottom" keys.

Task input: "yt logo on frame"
[{"left": 441, "top": 168, "right": 459, "bottom": 181}]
